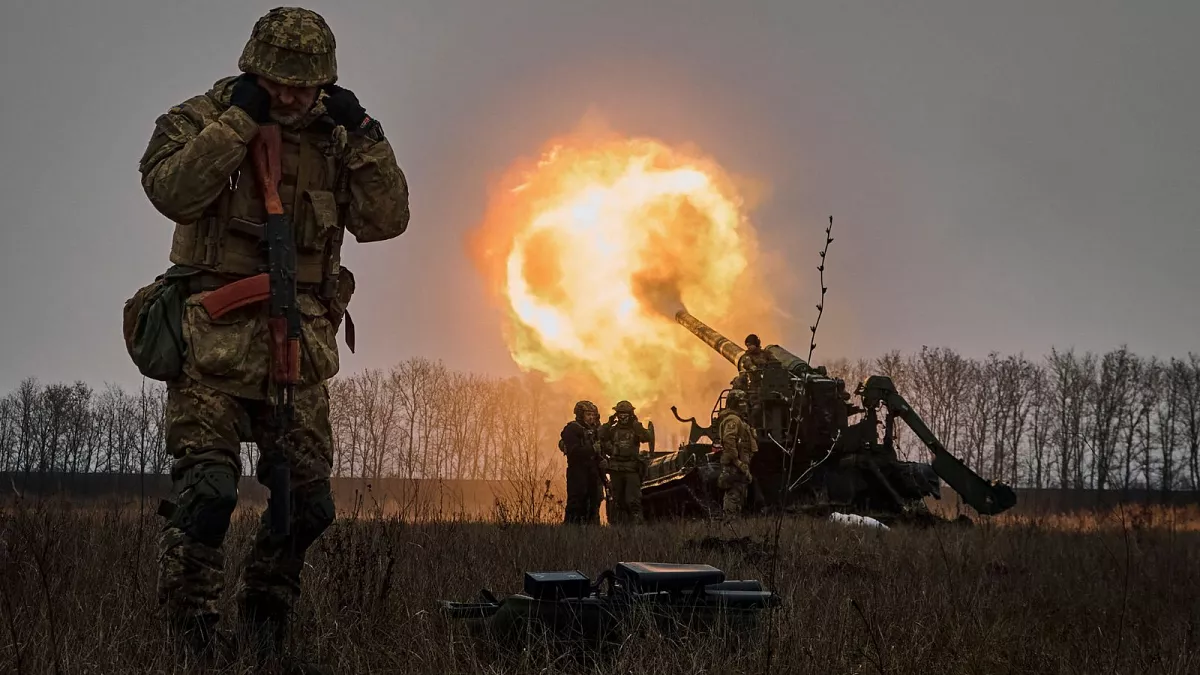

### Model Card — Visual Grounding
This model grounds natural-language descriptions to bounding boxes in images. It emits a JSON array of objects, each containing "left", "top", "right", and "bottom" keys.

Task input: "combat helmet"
[
  {"left": 744, "top": 334, "right": 761, "bottom": 348},
  {"left": 573, "top": 400, "right": 597, "bottom": 417},
  {"left": 725, "top": 389, "right": 749, "bottom": 412},
  {"left": 239, "top": 7, "right": 337, "bottom": 87},
  {"left": 613, "top": 400, "right": 635, "bottom": 415}
]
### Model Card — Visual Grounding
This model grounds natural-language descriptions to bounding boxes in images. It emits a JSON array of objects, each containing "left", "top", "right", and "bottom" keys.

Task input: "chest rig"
[
  {"left": 610, "top": 424, "right": 641, "bottom": 459},
  {"left": 169, "top": 122, "right": 349, "bottom": 299},
  {"left": 560, "top": 421, "right": 597, "bottom": 457}
]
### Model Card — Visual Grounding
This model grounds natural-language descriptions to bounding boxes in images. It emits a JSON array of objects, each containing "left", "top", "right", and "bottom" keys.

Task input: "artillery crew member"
[
  {"left": 131, "top": 6, "right": 409, "bottom": 668},
  {"left": 717, "top": 389, "right": 758, "bottom": 517},
  {"left": 599, "top": 400, "right": 654, "bottom": 524},
  {"left": 733, "top": 334, "right": 779, "bottom": 422},
  {"left": 736, "top": 334, "right": 779, "bottom": 373},
  {"left": 560, "top": 400, "right": 604, "bottom": 525}
]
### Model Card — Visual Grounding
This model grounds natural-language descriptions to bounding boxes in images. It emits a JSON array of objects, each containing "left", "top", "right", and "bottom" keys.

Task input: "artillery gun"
[{"left": 639, "top": 310, "right": 1017, "bottom": 521}]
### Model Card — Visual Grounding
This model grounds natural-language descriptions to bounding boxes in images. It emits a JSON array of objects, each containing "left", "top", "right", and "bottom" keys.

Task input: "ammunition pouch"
[
  {"left": 122, "top": 266, "right": 196, "bottom": 382},
  {"left": 298, "top": 294, "right": 340, "bottom": 383}
]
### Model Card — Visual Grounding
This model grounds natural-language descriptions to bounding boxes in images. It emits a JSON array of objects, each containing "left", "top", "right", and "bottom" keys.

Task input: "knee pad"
[
  {"left": 291, "top": 480, "right": 335, "bottom": 553},
  {"left": 174, "top": 463, "right": 239, "bottom": 548}
]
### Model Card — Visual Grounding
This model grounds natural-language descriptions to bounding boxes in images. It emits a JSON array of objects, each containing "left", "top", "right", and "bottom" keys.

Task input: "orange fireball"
[{"left": 468, "top": 125, "right": 777, "bottom": 420}]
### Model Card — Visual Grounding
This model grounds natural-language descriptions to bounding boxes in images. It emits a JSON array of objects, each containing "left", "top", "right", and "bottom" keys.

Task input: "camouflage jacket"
[
  {"left": 737, "top": 348, "right": 779, "bottom": 372},
  {"left": 137, "top": 77, "right": 410, "bottom": 399},
  {"left": 718, "top": 412, "right": 757, "bottom": 474}
]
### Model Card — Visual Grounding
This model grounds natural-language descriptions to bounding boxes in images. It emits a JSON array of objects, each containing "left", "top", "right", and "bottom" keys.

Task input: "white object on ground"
[{"left": 829, "top": 512, "right": 890, "bottom": 531}]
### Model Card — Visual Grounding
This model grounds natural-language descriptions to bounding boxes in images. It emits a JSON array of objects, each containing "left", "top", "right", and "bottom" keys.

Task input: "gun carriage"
[{"left": 639, "top": 310, "right": 1017, "bottom": 521}]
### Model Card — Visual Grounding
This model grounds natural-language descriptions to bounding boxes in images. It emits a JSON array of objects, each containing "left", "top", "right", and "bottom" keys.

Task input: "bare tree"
[
  {"left": 1047, "top": 349, "right": 1095, "bottom": 489},
  {"left": 1026, "top": 363, "right": 1051, "bottom": 488},
  {"left": 0, "top": 393, "right": 16, "bottom": 473},
  {"left": 907, "top": 346, "right": 973, "bottom": 470},
  {"left": 1181, "top": 353, "right": 1200, "bottom": 490},
  {"left": 1132, "top": 359, "right": 1161, "bottom": 490}
]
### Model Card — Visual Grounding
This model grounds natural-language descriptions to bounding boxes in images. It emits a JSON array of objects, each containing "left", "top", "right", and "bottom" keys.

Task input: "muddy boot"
[{"left": 239, "top": 594, "right": 333, "bottom": 675}]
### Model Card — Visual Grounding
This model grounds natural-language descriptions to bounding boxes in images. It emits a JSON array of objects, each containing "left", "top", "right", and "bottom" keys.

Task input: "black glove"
[
  {"left": 229, "top": 73, "right": 271, "bottom": 124},
  {"left": 321, "top": 83, "right": 368, "bottom": 130}
]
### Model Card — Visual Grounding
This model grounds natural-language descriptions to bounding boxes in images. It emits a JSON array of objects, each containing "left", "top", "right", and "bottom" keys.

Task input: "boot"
[
  {"left": 239, "top": 594, "right": 334, "bottom": 675},
  {"left": 238, "top": 593, "right": 287, "bottom": 661},
  {"left": 169, "top": 612, "right": 231, "bottom": 667}
]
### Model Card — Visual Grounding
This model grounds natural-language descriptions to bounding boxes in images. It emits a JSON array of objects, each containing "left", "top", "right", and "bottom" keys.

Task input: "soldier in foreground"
[
  {"left": 560, "top": 400, "right": 603, "bottom": 524},
  {"left": 717, "top": 389, "right": 758, "bottom": 517},
  {"left": 134, "top": 6, "right": 409, "bottom": 670},
  {"left": 599, "top": 400, "right": 654, "bottom": 524}
]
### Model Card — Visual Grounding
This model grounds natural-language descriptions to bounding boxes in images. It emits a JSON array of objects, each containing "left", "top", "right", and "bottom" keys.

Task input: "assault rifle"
[{"left": 199, "top": 123, "right": 298, "bottom": 537}]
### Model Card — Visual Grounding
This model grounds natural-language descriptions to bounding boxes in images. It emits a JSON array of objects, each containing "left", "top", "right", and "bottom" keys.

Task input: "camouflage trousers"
[
  {"left": 718, "top": 466, "right": 749, "bottom": 516},
  {"left": 564, "top": 459, "right": 603, "bottom": 525},
  {"left": 607, "top": 470, "right": 642, "bottom": 524},
  {"left": 157, "top": 376, "right": 335, "bottom": 627}
]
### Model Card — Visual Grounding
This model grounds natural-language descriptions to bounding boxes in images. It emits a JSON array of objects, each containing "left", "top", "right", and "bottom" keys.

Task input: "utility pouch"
[{"left": 122, "top": 267, "right": 193, "bottom": 381}]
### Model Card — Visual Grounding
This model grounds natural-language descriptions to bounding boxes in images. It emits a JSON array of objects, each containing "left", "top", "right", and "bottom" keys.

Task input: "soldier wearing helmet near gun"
[
  {"left": 717, "top": 389, "right": 758, "bottom": 517},
  {"left": 732, "top": 333, "right": 778, "bottom": 424},
  {"left": 135, "top": 6, "right": 409, "bottom": 670},
  {"left": 560, "top": 400, "right": 604, "bottom": 525},
  {"left": 599, "top": 400, "right": 654, "bottom": 524}
]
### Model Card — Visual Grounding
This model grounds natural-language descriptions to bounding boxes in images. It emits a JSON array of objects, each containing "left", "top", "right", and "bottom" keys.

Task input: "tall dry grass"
[{"left": 0, "top": 494, "right": 1197, "bottom": 674}]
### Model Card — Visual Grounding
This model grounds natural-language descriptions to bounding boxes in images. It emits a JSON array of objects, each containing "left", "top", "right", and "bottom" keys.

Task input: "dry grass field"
[{"left": 0, "top": 496, "right": 1197, "bottom": 675}]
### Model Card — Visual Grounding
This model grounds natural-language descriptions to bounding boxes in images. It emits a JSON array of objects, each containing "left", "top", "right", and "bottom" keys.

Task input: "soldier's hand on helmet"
[
  {"left": 230, "top": 74, "right": 272, "bottom": 124},
  {"left": 321, "top": 83, "right": 368, "bottom": 130}
]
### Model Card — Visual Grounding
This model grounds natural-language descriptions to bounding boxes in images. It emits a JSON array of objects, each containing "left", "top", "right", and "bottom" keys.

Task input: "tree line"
[
  {"left": 1, "top": 347, "right": 1198, "bottom": 493},
  {"left": 823, "top": 347, "right": 1200, "bottom": 493}
]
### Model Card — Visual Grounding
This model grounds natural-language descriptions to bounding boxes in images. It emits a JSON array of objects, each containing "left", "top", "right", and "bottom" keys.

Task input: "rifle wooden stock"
[
  {"left": 268, "top": 316, "right": 302, "bottom": 385},
  {"left": 252, "top": 124, "right": 284, "bottom": 216}
]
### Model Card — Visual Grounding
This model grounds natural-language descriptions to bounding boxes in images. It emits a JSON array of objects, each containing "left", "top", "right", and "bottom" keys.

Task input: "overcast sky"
[{"left": 1, "top": 0, "right": 1196, "bottom": 393}]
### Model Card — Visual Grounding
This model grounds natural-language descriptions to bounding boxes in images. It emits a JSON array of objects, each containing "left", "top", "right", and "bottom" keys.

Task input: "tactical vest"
[
  {"left": 720, "top": 414, "right": 757, "bottom": 465},
  {"left": 608, "top": 423, "right": 642, "bottom": 461},
  {"left": 559, "top": 421, "right": 596, "bottom": 457},
  {"left": 168, "top": 123, "right": 348, "bottom": 297}
]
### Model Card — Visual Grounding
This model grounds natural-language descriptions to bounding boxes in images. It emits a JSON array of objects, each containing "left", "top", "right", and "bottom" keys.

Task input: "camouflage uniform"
[
  {"left": 599, "top": 401, "right": 653, "bottom": 524},
  {"left": 560, "top": 401, "right": 603, "bottom": 525},
  {"left": 717, "top": 391, "right": 757, "bottom": 517},
  {"left": 734, "top": 334, "right": 779, "bottom": 423},
  {"left": 737, "top": 346, "right": 779, "bottom": 372},
  {"left": 135, "top": 6, "right": 409, "bottom": 659}
]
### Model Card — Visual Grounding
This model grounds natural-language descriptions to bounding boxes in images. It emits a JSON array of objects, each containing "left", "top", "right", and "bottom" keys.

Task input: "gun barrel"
[
  {"left": 675, "top": 310, "right": 744, "bottom": 367},
  {"left": 765, "top": 345, "right": 812, "bottom": 375}
]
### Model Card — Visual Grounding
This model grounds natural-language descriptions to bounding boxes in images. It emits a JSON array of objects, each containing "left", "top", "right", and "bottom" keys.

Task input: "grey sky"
[{"left": 1, "top": 0, "right": 1197, "bottom": 393}]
